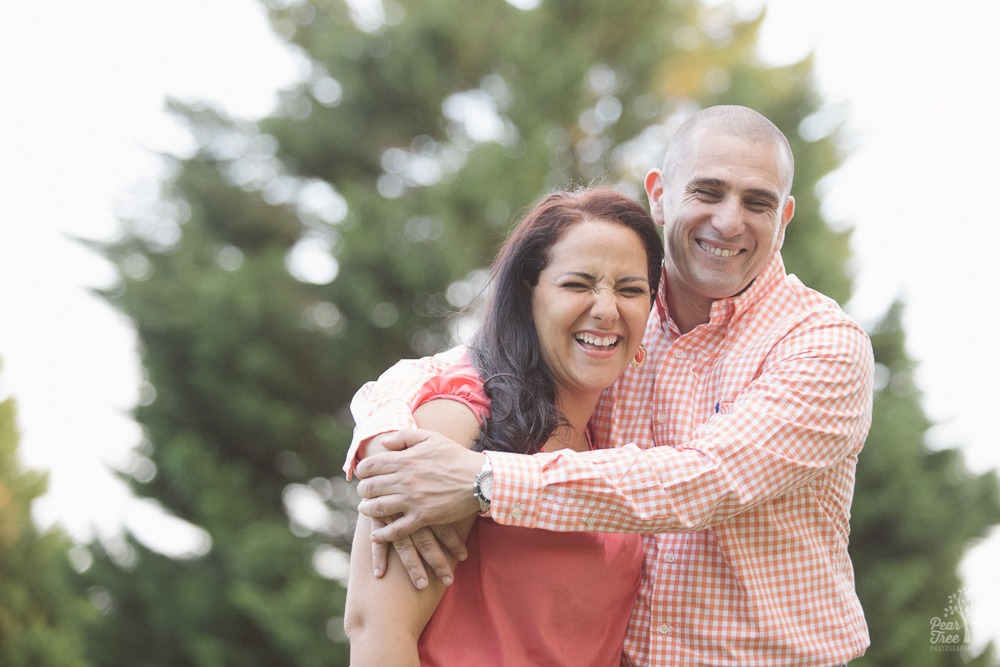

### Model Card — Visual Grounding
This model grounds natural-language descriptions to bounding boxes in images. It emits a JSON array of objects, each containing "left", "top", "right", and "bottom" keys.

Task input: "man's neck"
[
  {"left": 664, "top": 274, "right": 764, "bottom": 335},
  {"left": 665, "top": 291, "right": 712, "bottom": 335}
]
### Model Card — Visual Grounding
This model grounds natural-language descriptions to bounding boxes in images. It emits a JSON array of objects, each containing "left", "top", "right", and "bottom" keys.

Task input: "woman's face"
[{"left": 531, "top": 218, "right": 653, "bottom": 405}]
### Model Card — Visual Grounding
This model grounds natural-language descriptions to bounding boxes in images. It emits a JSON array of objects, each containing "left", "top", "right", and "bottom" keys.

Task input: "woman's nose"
[{"left": 591, "top": 288, "right": 620, "bottom": 323}]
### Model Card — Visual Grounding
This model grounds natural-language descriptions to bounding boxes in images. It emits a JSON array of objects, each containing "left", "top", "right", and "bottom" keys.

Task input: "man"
[{"left": 348, "top": 105, "right": 873, "bottom": 666}]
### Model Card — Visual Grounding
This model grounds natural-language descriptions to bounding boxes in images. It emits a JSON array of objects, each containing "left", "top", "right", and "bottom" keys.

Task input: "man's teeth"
[
  {"left": 699, "top": 241, "right": 740, "bottom": 258},
  {"left": 575, "top": 333, "right": 620, "bottom": 348}
]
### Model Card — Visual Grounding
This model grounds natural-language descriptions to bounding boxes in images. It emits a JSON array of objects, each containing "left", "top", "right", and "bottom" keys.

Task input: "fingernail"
[
  {"left": 442, "top": 575, "right": 453, "bottom": 586},
  {"left": 373, "top": 567, "right": 381, "bottom": 577},
  {"left": 457, "top": 552, "right": 468, "bottom": 561},
  {"left": 415, "top": 578, "right": 428, "bottom": 590}
]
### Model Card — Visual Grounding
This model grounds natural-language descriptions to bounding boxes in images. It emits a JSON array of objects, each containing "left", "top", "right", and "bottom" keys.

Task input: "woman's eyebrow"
[{"left": 558, "top": 272, "right": 649, "bottom": 284}]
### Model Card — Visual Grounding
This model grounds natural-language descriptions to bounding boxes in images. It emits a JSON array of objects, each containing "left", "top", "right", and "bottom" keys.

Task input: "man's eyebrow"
[{"left": 687, "top": 177, "right": 727, "bottom": 189}]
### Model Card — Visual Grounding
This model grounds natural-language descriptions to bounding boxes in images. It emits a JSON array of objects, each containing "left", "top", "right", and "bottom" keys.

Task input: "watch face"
[{"left": 480, "top": 473, "right": 493, "bottom": 500}]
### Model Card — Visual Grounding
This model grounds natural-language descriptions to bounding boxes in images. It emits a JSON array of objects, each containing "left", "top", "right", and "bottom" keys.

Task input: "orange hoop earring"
[{"left": 630, "top": 344, "right": 646, "bottom": 369}]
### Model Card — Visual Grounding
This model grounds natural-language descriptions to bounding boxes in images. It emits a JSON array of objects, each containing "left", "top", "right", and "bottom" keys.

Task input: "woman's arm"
[{"left": 344, "top": 397, "right": 481, "bottom": 667}]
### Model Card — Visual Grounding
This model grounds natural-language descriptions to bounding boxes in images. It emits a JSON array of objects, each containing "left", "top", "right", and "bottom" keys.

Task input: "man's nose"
[{"left": 712, "top": 197, "right": 745, "bottom": 237}]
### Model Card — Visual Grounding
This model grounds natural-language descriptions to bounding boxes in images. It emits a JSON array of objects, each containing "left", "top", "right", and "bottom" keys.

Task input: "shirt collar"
[{"left": 655, "top": 252, "right": 786, "bottom": 332}]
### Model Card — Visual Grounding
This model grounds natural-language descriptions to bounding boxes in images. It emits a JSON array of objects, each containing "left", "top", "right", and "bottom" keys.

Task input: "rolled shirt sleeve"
[{"left": 344, "top": 345, "right": 467, "bottom": 478}]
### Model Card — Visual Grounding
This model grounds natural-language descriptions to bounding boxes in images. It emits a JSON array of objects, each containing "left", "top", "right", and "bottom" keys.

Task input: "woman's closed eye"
[
  {"left": 559, "top": 281, "right": 648, "bottom": 298},
  {"left": 617, "top": 285, "right": 650, "bottom": 298}
]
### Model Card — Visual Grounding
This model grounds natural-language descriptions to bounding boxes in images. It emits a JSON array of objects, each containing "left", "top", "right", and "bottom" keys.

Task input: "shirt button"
[
  {"left": 586, "top": 517, "right": 597, "bottom": 528},
  {"left": 665, "top": 551, "right": 676, "bottom": 563},
  {"left": 658, "top": 623, "right": 670, "bottom": 635},
  {"left": 510, "top": 507, "right": 522, "bottom": 519},
  {"left": 656, "top": 413, "right": 667, "bottom": 424},
  {"left": 673, "top": 348, "right": 686, "bottom": 359}
]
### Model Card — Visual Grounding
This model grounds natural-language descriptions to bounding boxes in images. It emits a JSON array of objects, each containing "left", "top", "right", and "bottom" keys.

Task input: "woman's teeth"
[{"left": 575, "top": 333, "right": 620, "bottom": 348}]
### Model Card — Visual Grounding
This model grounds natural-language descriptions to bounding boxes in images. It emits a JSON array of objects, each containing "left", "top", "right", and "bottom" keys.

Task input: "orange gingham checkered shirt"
[{"left": 347, "top": 252, "right": 874, "bottom": 666}]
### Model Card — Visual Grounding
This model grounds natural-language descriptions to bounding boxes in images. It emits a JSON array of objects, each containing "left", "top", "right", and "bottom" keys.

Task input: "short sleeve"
[{"left": 411, "top": 358, "right": 491, "bottom": 422}]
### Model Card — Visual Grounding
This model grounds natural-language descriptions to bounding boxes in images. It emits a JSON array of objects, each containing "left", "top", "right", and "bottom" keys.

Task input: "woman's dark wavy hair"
[{"left": 467, "top": 187, "right": 663, "bottom": 455}]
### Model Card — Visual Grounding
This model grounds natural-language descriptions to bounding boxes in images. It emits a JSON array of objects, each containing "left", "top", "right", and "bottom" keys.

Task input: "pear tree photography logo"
[{"left": 929, "top": 588, "right": 974, "bottom": 653}]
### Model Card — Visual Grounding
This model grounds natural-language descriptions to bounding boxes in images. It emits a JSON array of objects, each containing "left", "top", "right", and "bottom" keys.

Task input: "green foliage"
[
  {"left": 76, "top": 1, "right": 999, "bottom": 665},
  {"left": 849, "top": 302, "right": 1000, "bottom": 666},
  {"left": 0, "top": 370, "right": 92, "bottom": 667}
]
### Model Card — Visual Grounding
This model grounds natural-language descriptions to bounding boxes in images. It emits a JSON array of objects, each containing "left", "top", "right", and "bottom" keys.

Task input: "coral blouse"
[{"left": 412, "top": 359, "right": 643, "bottom": 667}]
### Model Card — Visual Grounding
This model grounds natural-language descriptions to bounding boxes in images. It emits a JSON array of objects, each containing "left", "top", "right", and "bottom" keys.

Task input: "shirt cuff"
[
  {"left": 487, "top": 450, "right": 544, "bottom": 527},
  {"left": 342, "top": 399, "right": 417, "bottom": 479}
]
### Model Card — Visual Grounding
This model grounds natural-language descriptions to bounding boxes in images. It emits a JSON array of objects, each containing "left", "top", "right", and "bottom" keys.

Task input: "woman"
[{"left": 345, "top": 187, "right": 664, "bottom": 666}]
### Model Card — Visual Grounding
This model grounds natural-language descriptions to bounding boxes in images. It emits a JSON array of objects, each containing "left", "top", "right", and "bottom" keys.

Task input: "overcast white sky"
[{"left": 1, "top": 0, "right": 997, "bottom": 652}]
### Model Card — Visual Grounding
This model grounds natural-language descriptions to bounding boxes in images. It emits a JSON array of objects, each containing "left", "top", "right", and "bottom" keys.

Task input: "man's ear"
[
  {"left": 776, "top": 195, "right": 795, "bottom": 249},
  {"left": 644, "top": 168, "right": 666, "bottom": 227}
]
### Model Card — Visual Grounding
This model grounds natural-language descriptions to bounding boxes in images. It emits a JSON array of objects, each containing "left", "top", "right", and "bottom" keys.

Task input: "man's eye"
[{"left": 695, "top": 189, "right": 720, "bottom": 200}]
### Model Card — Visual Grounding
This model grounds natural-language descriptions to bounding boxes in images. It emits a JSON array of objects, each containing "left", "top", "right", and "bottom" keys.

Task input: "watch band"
[{"left": 474, "top": 458, "right": 493, "bottom": 516}]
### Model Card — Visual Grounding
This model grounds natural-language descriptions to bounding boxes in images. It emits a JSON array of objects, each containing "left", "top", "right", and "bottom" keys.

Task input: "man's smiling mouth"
[{"left": 697, "top": 240, "right": 744, "bottom": 258}]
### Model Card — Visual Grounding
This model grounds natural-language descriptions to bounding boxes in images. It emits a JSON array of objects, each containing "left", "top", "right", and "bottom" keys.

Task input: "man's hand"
[
  {"left": 356, "top": 428, "right": 485, "bottom": 541},
  {"left": 369, "top": 519, "right": 467, "bottom": 590}
]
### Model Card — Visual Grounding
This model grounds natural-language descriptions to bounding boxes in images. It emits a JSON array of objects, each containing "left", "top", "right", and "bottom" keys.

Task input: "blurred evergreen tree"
[
  {"left": 76, "top": 0, "right": 999, "bottom": 664},
  {"left": 0, "top": 367, "right": 91, "bottom": 667},
  {"left": 849, "top": 303, "right": 999, "bottom": 666}
]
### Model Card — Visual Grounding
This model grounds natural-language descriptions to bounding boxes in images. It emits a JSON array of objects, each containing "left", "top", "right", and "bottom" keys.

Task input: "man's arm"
[
  {"left": 493, "top": 317, "right": 875, "bottom": 533},
  {"left": 359, "top": 318, "right": 874, "bottom": 538},
  {"left": 346, "top": 345, "right": 472, "bottom": 585},
  {"left": 345, "top": 346, "right": 466, "bottom": 478}
]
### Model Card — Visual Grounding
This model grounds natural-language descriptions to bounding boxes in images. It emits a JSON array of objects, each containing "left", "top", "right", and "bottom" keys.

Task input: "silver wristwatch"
[{"left": 474, "top": 458, "right": 493, "bottom": 516}]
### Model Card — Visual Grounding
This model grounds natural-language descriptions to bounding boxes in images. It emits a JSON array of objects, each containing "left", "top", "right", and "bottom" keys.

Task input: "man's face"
[{"left": 645, "top": 129, "right": 795, "bottom": 331}]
